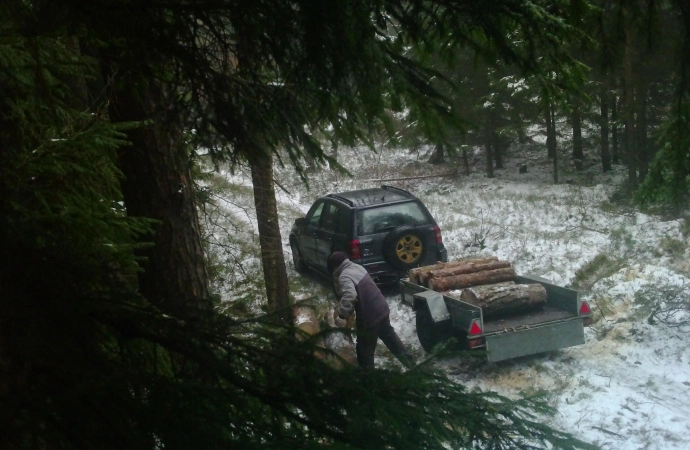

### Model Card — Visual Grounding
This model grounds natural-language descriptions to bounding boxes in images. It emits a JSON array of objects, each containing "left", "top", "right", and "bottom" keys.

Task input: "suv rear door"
[{"left": 356, "top": 200, "right": 435, "bottom": 269}]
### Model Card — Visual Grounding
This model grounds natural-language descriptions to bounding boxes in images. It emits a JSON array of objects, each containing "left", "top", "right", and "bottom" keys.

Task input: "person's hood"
[{"left": 333, "top": 258, "right": 354, "bottom": 277}]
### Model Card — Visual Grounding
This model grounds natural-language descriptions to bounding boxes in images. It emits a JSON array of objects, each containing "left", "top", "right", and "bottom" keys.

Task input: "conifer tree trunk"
[
  {"left": 546, "top": 103, "right": 557, "bottom": 160},
  {"left": 549, "top": 106, "right": 559, "bottom": 183},
  {"left": 250, "top": 153, "right": 291, "bottom": 323},
  {"left": 462, "top": 147, "right": 470, "bottom": 176},
  {"left": 428, "top": 143, "right": 445, "bottom": 164},
  {"left": 571, "top": 103, "right": 584, "bottom": 168},
  {"left": 600, "top": 86, "right": 612, "bottom": 172},
  {"left": 636, "top": 80, "right": 650, "bottom": 180},
  {"left": 484, "top": 123, "right": 494, "bottom": 178},
  {"left": 492, "top": 131, "right": 504, "bottom": 169},
  {"left": 611, "top": 92, "right": 620, "bottom": 164},
  {"left": 106, "top": 72, "right": 210, "bottom": 313},
  {"left": 623, "top": 32, "right": 638, "bottom": 188}
]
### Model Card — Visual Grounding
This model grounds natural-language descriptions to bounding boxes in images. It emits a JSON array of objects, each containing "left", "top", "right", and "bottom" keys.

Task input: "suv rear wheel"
[{"left": 382, "top": 225, "right": 428, "bottom": 270}]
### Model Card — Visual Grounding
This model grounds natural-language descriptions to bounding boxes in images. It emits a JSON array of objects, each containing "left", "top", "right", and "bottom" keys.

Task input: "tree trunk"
[
  {"left": 636, "top": 80, "right": 650, "bottom": 180},
  {"left": 428, "top": 143, "right": 445, "bottom": 164},
  {"left": 546, "top": 102, "right": 557, "bottom": 159},
  {"left": 428, "top": 267, "right": 517, "bottom": 291},
  {"left": 623, "top": 32, "right": 638, "bottom": 188},
  {"left": 106, "top": 72, "right": 210, "bottom": 314},
  {"left": 550, "top": 106, "right": 559, "bottom": 184},
  {"left": 571, "top": 103, "right": 584, "bottom": 166},
  {"left": 462, "top": 145, "right": 470, "bottom": 176},
  {"left": 428, "top": 260, "right": 511, "bottom": 280},
  {"left": 492, "top": 131, "right": 504, "bottom": 169},
  {"left": 600, "top": 85, "right": 612, "bottom": 172},
  {"left": 484, "top": 121, "right": 494, "bottom": 178},
  {"left": 250, "top": 152, "right": 291, "bottom": 322},
  {"left": 459, "top": 283, "right": 547, "bottom": 319},
  {"left": 611, "top": 91, "right": 619, "bottom": 164}
]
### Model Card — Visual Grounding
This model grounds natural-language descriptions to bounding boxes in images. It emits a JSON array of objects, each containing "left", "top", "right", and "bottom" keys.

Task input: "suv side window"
[
  {"left": 307, "top": 201, "right": 325, "bottom": 226},
  {"left": 319, "top": 202, "right": 345, "bottom": 234}
]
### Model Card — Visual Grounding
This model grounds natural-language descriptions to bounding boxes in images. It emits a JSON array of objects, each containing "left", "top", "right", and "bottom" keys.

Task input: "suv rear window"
[{"left": 357, "top": 202, "right": 430, "bottom": 235}]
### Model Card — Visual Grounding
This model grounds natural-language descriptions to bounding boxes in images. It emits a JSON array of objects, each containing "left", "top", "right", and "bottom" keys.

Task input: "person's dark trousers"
[{"left": 356, "top": 315, "right": 412, "bottom": 369}]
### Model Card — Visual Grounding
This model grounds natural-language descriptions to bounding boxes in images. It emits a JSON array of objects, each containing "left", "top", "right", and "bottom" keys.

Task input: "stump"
[
  {"left": 292, "top": 306, "right": 357, "bottom": 367},
  {"left": 460, "top": 283, "right": 547, "bottom": 319},
  {"left": 428, "top": 267, "right": 517, "bottom": 291}
]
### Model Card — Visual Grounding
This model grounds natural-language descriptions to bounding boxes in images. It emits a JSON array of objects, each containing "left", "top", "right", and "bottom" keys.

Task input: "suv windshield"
[{"left": 357, "top": 202, "right": 429, "bottom": 235}]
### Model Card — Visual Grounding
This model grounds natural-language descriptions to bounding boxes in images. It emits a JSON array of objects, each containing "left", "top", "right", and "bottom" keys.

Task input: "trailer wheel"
[{"left": 416, "top": 307, "right": 452, "bottom": 353}]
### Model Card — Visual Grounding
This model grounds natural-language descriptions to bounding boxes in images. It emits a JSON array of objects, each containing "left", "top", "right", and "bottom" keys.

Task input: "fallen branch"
[
  {"left": 592, "top": 426, "right": 624, "bottom": 438},
  {"left": 363, "top": 172, "right": 457, "bottom": 182}
]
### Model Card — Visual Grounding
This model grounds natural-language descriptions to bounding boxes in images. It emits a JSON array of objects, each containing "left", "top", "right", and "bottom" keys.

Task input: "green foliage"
[
  {"left": 0, "top": 1, "right": 603, "bottom": 449},
  {"left": 638, "top": 101, "right": 690, "bottom": 209}
]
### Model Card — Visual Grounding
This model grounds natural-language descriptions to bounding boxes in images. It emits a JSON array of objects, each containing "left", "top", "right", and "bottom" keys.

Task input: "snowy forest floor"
[{"left": 205, "top": 140, "right": 690, "bottom": 450}]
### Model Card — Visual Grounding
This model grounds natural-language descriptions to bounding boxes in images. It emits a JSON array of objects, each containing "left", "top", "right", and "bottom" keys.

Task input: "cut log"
[
  {"left": 292, "top": 306, "right": 357, "bottom": 367},
  {"left": 446, "top": 281, "right": 516, "bottom": 300},
  {"left": 414, "top": 257, "right": 499, "bottom": 286},
  {"left": 460, "top": 283, "right": 547, "bottom": 319},
  {"left": 293, "top": 305, "right": 321, "bottom": 338},
  {"left": 409, "top": 262, "right": 448, "bottom": 285},
  {"left": 429, "top": 260, "right": 512, "bottom": 279},
  {"left": 428, "top": 267, "right": 517, "bottom": 291}
]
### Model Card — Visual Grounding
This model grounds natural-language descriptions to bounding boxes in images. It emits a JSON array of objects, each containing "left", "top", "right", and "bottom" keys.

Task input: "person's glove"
[{"left": 333, "top": 309, "right": 347, "bottom": 328}]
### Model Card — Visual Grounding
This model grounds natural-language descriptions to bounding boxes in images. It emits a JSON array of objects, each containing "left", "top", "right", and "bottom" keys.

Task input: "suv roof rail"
[
  {"left": 326, "top": 193, "right": 355, "bottom": 206},
  {"left": 381, "top": 185, "right": 413, "bottom": 197}
]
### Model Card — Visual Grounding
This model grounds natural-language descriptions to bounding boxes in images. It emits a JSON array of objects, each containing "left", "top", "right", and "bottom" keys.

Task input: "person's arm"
[{"left": 334, "top": 274, "right": 357, "bottom": 326}]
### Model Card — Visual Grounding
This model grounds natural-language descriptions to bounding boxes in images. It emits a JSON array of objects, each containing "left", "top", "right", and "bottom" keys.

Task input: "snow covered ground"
[{"left": 209, "top": 142, "right": 690, "bottom": 449}]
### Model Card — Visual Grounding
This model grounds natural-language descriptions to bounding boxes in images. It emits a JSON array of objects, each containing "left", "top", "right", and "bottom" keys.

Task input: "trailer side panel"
[{"left": 485, "top": 319, "right": 584, "bottom": 362}]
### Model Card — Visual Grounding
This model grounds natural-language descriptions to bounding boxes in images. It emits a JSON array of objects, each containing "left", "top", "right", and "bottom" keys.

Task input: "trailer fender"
[
  {"left": 413, "top": 290, "right": 452, "bottom": 352},
  {"left": 413, "top": 290, "right": 450, "bottom": 322}
]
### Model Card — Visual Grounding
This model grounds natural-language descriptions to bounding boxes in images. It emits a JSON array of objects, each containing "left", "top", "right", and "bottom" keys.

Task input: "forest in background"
[{"left": 1, "top": 0, "right": 688, "bottom": 448}]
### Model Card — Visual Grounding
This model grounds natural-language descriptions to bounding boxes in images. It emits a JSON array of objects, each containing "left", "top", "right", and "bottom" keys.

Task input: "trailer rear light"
[
  {"left": 580, "top": 300, "right": 593, "bottom": 326},
  {"left": 348, "top": 239, "right": 361, "bottom": 260},
  {"left": 433, "top": 225, "right": 443, "bottom": 244},
  {"left": 579, "top": 300, "right": 591, "bottom": 315},
  {"left": 469, "top": 320, "right": 482, "bottom": 336}
]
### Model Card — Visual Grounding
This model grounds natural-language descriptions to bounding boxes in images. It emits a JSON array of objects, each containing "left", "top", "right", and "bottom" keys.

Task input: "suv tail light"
[
  {"left": 433, "top": 225, "right": 443, "bottom": 244},
  {"left": 348, "top": 239, "right": 361, "bottom": 260}
]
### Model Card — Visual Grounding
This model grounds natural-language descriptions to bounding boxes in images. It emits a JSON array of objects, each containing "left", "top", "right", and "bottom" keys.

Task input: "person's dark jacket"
[{"left": 333, "top": 259, "right": 389, "bottom": 329}]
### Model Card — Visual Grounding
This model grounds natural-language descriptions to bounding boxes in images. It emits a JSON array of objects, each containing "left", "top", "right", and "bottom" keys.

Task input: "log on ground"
[
  {"left": 460, "top": 283, "right": 547, "bottom": 319},
  {"left": 428, "top": 267, "right": 517, "bottom": 291}
]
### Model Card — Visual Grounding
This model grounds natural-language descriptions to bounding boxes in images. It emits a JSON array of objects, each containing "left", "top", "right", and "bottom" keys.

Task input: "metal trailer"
[{"left": 399, "top": 275, "right": 593, "bottom": 363}]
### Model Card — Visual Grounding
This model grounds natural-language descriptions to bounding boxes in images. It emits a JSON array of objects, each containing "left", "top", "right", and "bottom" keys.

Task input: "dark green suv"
[{"left": 289, "top": 185, "right": 447, "bottom": 284}]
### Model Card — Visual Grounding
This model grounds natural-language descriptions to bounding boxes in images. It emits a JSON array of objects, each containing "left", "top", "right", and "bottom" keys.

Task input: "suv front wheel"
[{"left": 382, "top": 225, "right": 428, "bottom": 271}]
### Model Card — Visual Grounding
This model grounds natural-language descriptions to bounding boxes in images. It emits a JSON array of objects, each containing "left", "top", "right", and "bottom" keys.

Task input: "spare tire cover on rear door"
[{"left": 382, "top": 225, "right": 428, "bottom": 270}]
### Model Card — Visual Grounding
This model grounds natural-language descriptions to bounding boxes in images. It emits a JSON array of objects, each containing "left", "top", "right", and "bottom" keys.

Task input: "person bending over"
[{"left": 328, "top": 251, "right": 412, "bottom": 369}]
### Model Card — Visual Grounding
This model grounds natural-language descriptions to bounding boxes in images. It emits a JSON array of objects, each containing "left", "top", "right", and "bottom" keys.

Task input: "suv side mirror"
[{"left": 294, "top": 217, "right": 306, "bottom": 227}]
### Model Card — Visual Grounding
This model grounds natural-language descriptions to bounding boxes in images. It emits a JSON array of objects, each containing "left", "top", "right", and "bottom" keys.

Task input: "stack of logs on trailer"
[{"left": 408, "top": 257, "right": 548, "bottom": 319}]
